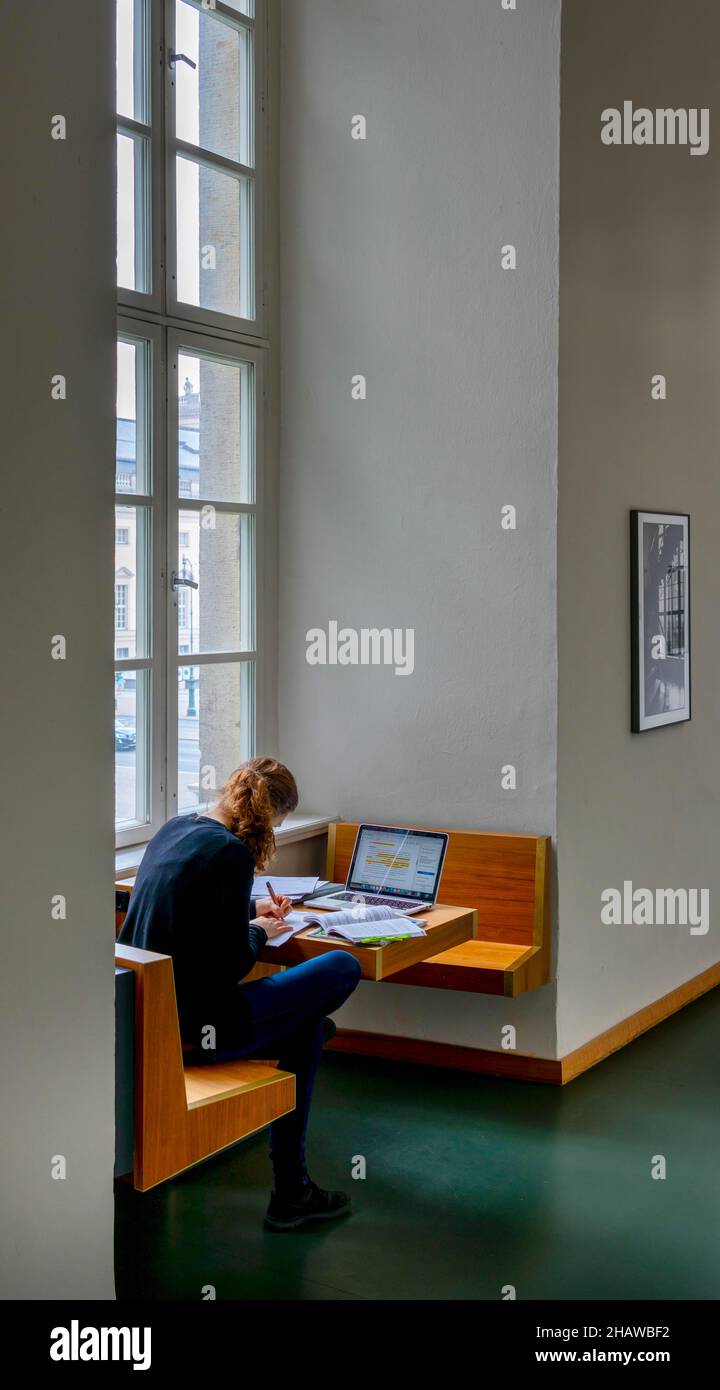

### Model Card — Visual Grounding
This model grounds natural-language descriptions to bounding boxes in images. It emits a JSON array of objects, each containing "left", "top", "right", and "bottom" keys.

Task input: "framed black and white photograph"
[{"left": 630, "top": 511, "right": 691, "bottom": 733}]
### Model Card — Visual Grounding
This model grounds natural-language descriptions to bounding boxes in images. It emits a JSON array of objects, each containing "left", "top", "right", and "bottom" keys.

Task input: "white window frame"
[
  {"left": 165, "top": 328, "right": 266, "bottom": 821},
  {"left": 164, "top": 0, "right": 266, "bottom": 337},
  {"left": 115, "top": 317, "right": 166, "bottom": 849},
  {"left": 116, "top": 0, "right": 162, "bottom": 311},
  {"left": 116, "top": 0, "right": 269, "bottom": 851}
]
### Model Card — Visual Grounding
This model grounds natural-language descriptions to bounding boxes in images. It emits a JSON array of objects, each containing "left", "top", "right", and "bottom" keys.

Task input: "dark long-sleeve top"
[{"left": 117, "top": 813, "right": 268, "bottom": 1051}]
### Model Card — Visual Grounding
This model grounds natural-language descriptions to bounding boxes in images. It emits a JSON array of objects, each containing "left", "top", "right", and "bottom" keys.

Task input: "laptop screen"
[{"left": 347, "top": 825, "right": 448, "bottom": 903}]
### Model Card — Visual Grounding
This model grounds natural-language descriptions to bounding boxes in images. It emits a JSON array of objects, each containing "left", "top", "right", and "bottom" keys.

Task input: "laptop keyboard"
[{"left": 334, "top": 892, "right": 426, "bottom": 911}]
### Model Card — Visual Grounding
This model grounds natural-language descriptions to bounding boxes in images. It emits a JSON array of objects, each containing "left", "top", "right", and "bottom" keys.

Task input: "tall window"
[
  {"left": 116, "top": 0, "right": 266, "bottom": 848},
  {"left": 115, "top": 584, "right": 130, "bottom": 631}
]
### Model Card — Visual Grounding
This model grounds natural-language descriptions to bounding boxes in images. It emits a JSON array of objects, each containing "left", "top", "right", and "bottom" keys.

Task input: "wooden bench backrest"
[
  {"left": 114, "top": 942, "right": 296, "bottom": 1191},
  {"left": 326, "top": 823, "right": 550, "bottom": 948},
  {"left": 114, "top": 944, "right": 189, "bottom": 1182}
]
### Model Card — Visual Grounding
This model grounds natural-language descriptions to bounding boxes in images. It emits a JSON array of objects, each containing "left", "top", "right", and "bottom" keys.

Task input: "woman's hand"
[
  {"left": 255, "top": 895, "right": 292, "bottom": 921},
  {"left": 252, "top": 914, "right": 292, "bottom": 941}
]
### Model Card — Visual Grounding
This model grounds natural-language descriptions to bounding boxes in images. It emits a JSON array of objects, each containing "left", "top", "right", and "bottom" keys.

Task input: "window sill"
[{"left": 115, "top": 812, "right": 336, "bottom": 879}]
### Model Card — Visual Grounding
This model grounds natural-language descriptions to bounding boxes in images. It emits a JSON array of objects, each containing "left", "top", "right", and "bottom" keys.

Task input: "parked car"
[{"left": 115, "top": 720, "right": 136, "bottom": 752}]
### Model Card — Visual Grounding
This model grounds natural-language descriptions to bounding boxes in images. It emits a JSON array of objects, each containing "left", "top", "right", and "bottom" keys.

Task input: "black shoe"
[
  {"left": 264, "top": 1179, "right": 352, "bottom": 1232},
  {"left": 321, "top": 1016, "right": 336, "bottom": 1045}
]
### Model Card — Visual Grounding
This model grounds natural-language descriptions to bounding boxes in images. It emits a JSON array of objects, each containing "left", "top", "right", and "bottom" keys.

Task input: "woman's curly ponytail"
[{"left": 214, "top": 757, "right": 299, "bottom": 869}]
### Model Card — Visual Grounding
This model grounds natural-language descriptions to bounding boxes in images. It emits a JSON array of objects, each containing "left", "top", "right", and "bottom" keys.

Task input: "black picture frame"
[{"left": 630, "top": 511, "right": 691, "bottom": 733}]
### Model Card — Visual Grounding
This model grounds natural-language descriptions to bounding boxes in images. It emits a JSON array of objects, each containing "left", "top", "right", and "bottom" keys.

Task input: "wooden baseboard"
[
  {"left": 327, "top": 960, "right": 720, "bottom": 1085},
  {"left": 559, "top": 959, "right": 720, "bottom": 1083},
  {"left": 327, "top": 1030, "right": 563, "bottom": 1083}
]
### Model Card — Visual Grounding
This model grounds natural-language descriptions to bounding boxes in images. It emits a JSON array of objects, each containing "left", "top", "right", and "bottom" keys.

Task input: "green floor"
[{"left": 115, "top": 989, "right": 720, "bottom": 1301}]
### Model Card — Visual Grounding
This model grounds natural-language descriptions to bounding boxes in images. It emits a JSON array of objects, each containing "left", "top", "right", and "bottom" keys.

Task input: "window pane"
[
  {"left": 176, "top": 0, "right": 253, "bottom": 168},
  {"left": 177, "top": 510, "right": 253, "bottom": 653},
  {"left": 115, "top": 505, "right": 151, "bottom": 659},
  {"left": 178, "top": 351, "right": 253, "bottom": 502},
  {"left": 178, "top": 661, "right": 254, "bottom": 813},
  {"left": 176, "top": 155, "right": 253, "bottom": 319},
  {"left": 117, "top": 339, "right": 151, "bottom": 493},
  {"left": 116, "top": 0, "right": 149, "bottom": 123},
  {"left": 115, "top": 669, "right": 151, "bottom": 829},
  {"left": 117, "top": 131, "right": 150, "bottom": 293},
  {"left": 223, "top": 0, "right": 253, "bottom": 16}
]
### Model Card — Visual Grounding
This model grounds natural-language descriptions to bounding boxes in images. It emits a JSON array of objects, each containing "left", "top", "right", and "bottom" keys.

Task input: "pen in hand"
[{"left": 265, "top": 880, "right": 292, "bottom": 920}]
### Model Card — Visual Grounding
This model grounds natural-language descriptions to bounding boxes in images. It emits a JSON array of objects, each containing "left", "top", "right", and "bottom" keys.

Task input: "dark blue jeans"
[{"left": 187, "top": 951, "right": 362, "bottom": 1194}]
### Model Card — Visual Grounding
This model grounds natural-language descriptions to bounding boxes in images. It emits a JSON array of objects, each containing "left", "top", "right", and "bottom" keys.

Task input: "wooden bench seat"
[
  {"left": 115, "top": 943, "right": 295, "bottom": 1192},
  {"left": 326, "top": 824, "right": 551, "bottom": 998},
  {"left": 184, "top": 1060, "right": 284, "bottom": 1110}
]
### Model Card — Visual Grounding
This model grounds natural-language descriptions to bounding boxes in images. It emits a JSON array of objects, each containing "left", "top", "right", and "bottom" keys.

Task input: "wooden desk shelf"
[
  {"left": 324, "top": 824, "right": 552, "bottom": 998},
  {"left": 258, "top": 904, "right": 477, "bottom": 980}
]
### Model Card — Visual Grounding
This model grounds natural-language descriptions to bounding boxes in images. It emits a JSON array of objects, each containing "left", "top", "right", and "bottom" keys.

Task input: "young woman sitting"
[{"left": 118, "top": 756, "right": 362, "bottom": 1231}]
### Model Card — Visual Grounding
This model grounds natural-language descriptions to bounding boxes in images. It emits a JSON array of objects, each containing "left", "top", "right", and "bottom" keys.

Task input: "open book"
[
  {"left": 304, "top": 905, "right": 427, "bottom": 943},
  {"left": 253, "top": 905, "right": 427, "bottom": 948}
]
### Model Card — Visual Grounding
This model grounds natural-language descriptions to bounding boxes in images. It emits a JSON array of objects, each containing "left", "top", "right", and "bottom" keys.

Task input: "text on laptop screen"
[{"left": 348, "top": 828, "right": 445, "bottom": 901}]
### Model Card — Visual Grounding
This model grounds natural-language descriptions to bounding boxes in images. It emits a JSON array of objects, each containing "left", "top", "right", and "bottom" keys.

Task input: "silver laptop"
[{"left": 311, "top": 824, "right": 449, "bottom": 914}]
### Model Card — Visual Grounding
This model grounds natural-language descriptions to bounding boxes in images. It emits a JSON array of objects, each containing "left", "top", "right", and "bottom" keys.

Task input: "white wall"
[
  {"left": 0, "top": 2, "right": 116, "bottom": 1297},
  {"left": 279, "top": 0, "right": 561, "bottom": 1056},
  {"left": 556, "top": 0, "right": 720, "bottom": 1055}
]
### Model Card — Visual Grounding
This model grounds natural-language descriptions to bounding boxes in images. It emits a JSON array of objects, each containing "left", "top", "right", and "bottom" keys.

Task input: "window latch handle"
[
  {"left": 169, "top": 50, "right": 197, "bottom": 70},
  {"left": 172, "top": 571, "right": 199, "bottom": 590}
]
